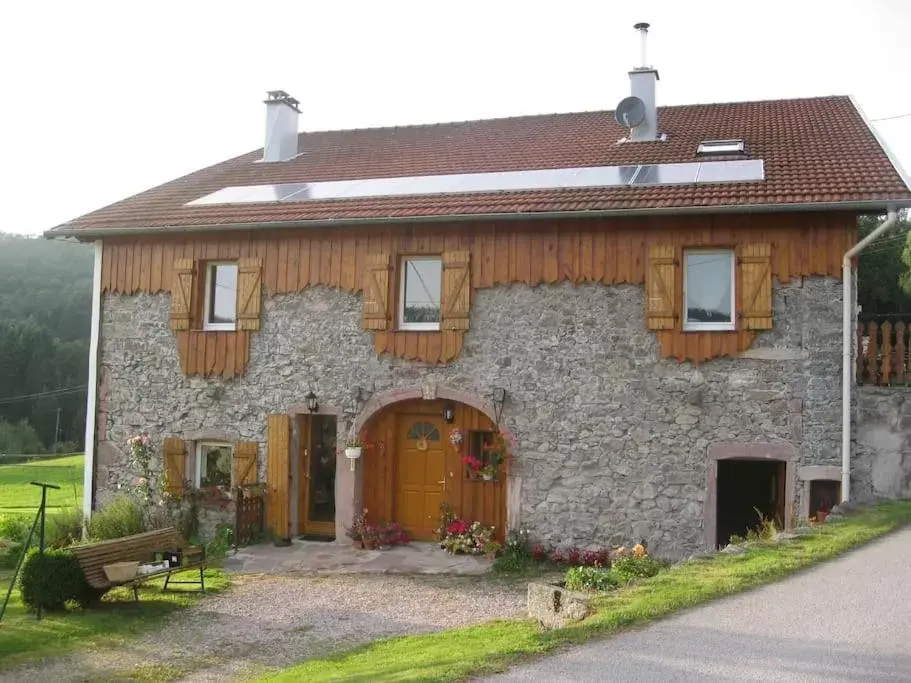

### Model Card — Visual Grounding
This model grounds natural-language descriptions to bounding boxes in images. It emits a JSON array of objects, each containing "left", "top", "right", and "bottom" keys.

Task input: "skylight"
[
  {"left": 185, "top": 159, "right": 765, "bottom": 207},
  {"left": 697, "top": 140, "right": 745, "bottom": 156}
]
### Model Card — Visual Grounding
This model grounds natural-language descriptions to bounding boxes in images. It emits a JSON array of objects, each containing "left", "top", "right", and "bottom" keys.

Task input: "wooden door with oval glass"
[
  {"left": 298, "top": 414, "right": 337, "bottom": 539},
  {"left": 394, "top": 416, "right": 446, "bottom": 540}
]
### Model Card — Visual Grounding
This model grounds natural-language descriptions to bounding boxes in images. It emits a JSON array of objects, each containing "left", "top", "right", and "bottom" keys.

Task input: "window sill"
[
  {"left": 682, "top": 324, "right": 736, "bottom": 333},
  {"left": 202, "top": 323, "right": 237, "bottom": 332}
]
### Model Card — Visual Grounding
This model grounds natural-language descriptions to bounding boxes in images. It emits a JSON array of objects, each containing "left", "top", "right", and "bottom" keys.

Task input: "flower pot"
[
  {"left": 352, "top": 539, "right": 365, "bottom": 549},
  {"left": 817, "top": 510, "right": 829, "bottom": 523},
  {"left": 345, "top": 447, "right": 363, "bottom": 459},
  {"left": 482, "top": 473, "right": 494, "bottom": 481}
]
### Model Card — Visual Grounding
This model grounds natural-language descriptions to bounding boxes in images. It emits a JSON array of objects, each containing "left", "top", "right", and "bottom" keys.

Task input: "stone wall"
[
  {"left": 96, "top": 276, "right": 842, "bottom": 555},
  {"left": 854, "top": 387, "right": 911, "bottom": 500}
]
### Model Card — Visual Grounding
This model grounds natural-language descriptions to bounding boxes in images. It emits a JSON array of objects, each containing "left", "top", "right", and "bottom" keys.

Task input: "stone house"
[{"left": 49, "top": 48, "right": 911, "bottom": 556}]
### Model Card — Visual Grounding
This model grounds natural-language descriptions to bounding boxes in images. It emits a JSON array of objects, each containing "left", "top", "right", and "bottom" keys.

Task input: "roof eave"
[
  {"left": 850, "top": 95, "right": 911, "bottom": 193},
  {"left": 45, "top": 198, "right": 911, "bottom": 241}
]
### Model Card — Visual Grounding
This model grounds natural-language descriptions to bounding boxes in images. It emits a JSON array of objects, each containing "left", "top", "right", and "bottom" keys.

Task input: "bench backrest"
[{"left": 71, "top": 527, "right": 186, "bottom": 588}]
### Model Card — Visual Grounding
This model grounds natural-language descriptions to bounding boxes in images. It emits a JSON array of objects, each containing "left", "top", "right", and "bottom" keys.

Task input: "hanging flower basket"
[{"left": 345, "top": 447, "right": 363, "bottom": 459}]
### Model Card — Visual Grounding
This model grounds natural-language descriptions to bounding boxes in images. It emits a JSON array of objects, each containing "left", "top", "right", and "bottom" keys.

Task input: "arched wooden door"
[{"left": 363, "top": 399, "right": 506, "bottom": 541}]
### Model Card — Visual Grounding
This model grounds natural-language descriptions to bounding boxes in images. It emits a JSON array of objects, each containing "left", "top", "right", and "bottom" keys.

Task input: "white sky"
[{"left": 1, "top": 0, "right": 909, "bottom": 236}]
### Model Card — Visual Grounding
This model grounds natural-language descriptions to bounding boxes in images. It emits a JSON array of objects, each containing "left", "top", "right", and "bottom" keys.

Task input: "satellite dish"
[{"left": 615, "top": 96, "right": 646, "bottom": 128}]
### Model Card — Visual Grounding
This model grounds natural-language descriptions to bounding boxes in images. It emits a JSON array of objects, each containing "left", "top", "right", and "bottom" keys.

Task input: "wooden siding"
[
  {"left": 174, "top": 330, "right": 251, "bottom": 378},
  {"left": 100, "top": 212, "right": 857, "bottom": 364},
  {"left": 362, "top": 399, "right": 506, "bottom": 541}
]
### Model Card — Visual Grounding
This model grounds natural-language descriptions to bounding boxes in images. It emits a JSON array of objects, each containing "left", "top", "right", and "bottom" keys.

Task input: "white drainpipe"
[{"left": 841, "top": 209, "right": 899, "bottom": 502}]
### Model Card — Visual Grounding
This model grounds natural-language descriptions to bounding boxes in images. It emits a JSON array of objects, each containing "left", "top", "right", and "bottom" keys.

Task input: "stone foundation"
[
  {"left": 97, "top": 277, "right": 843, "bottom": 557},
  {"left": 854, "top": 387, "right": 911, "bottom": 500}
]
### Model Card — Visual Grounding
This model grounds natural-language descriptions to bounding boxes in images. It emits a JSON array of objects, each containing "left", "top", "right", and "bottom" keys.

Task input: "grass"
[
  {"left": 0, "top": 567, "right": 229, "bottom": 671},
  {"left": 0, "top": 455, "right": 84, "bottom": 514},
  {"left": 260, "top": 500, "right": 911, "bottom": 682}
]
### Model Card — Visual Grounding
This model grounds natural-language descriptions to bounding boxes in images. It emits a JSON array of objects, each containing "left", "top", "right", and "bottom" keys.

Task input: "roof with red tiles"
[{"left": 49, "top": 95, "right": 911, "bottom": 237}]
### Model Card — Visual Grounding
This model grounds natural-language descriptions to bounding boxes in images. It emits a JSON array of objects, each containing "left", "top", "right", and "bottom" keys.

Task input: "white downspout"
[
  {"left": 83, "top": 240, "right": 104, "bottom": 519},
  {"left": 841, "top": 209, "right": 899, "bottom": 502}
]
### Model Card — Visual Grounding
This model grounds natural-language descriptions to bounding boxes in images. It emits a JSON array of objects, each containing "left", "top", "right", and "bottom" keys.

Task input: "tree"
[{"left": 857, "top": 212, "right": 911, "bottom": 320}]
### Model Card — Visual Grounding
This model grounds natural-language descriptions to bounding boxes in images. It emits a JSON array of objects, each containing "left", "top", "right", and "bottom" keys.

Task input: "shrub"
[
  {"left": 611, "top": 554, "right": 663, "bottom": 584},
  {"left": 493, "top": 529, "right": 534, "bottom": 573},
  {"left": 565, "top": 565, "right": 619, "bottom": 592},
  {"left": 86, "top": 494, "right": 145, "bottom": 540},
  {"left": 46, "top": 507, "right": 84, "bottom": 548},
  {"left": 0, "top": 538, "right": 23, "bottom": 569},
  {"left": 19, "top": 548, "right": 97, "bottom": 611},
  {"left": 0, "top": 515, "right": 31, "bottom": 545},
  {"left": 206, "top": 524, "right": 235, "bottom": 562}
]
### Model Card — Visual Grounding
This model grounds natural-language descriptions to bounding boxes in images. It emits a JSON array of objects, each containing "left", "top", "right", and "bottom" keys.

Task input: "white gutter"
[
  {"left": 83, "top": 240, "right": 103, "bottom": 519},
  {"left": 841, "top": 209, "right": 899, "bottom": 502}
]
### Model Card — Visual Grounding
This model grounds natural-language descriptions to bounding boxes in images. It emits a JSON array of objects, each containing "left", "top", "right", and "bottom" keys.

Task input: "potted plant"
[
  {"left": 344, "top": 434, "right": 366, "bottom": 460},
  {"left": 480, "top": 428, "right": 513, "bottom": 480},
  {"left": 462, "top": 454, "right": 483, "bottom": 479},
  {"left": 816, "top": 500, "right": 831, "bottom": 524},
  {"left": 345, "top": 510, "right": 369, "bottom": 548}
]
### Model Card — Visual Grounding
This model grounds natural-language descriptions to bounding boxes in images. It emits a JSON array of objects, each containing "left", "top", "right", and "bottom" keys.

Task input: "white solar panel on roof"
[{"left": 185, "top": 160, "right": 765, "bottom": 206}]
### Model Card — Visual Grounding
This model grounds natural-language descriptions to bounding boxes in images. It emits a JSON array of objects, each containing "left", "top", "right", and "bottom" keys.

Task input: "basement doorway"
[{"left": 716, "top": 459, "right": 786, "bottom": 547}]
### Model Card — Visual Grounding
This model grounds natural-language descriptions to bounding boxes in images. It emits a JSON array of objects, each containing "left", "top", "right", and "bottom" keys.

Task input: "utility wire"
[
  {"left": 0, "top": 386, "right": 86, "bottom": 405},
  {"left": 871, "top": 113, "right": 911, "bottom": 123}
]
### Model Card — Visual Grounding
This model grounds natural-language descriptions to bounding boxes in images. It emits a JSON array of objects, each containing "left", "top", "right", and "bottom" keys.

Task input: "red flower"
[
  {"left": 447, "top": 519, "right": 470, "bottom": 535},
  {"left": 461, "top": 455, "right": 482, "bottom": 472}
]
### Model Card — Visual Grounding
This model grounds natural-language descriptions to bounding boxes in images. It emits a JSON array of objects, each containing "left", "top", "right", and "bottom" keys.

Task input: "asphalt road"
[{"left": 487, "top": 527, "right": 911, "bottom": 682}]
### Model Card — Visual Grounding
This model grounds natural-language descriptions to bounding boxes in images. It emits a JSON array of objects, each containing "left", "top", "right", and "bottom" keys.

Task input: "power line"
[
  {"left": 871, "top": 113, "right": 911, "bottom": 123},
  {"left": 0, "top": 386, "right": 86, "bottom": 406}
]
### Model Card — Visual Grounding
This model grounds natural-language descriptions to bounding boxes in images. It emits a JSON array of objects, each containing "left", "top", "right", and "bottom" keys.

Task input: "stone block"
[{"left": 527, "top": 582, "right": 591, "bottom": 629}]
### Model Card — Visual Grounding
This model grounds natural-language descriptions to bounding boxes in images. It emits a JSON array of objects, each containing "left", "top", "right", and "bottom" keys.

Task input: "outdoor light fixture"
[
  {"left": 305, "top": 390, "right": 319, "bottom": 413},
  {"left": 442, "top": 403, "right": 456, "bottom": 424},
  {"left": 491, "top": 387, "right": 507, "bottom": 425}
]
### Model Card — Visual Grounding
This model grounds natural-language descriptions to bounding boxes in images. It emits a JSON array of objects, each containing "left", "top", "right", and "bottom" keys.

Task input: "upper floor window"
[
  {"left": 684, "top": 250, "right": 735, "bottom": 331},
  {"left": 204, "top": 262, "right": 238, "bottom": 331},
  {"left": 399, "top": 257, "right": 442, "bottom": 331}
]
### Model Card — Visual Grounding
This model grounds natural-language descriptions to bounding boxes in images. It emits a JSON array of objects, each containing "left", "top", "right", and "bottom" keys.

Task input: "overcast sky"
[{"left": 1, "top": 0, "right": 908, "bottom": 236}]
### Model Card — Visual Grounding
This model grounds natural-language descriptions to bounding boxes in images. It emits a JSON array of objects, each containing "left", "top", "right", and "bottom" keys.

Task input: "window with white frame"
[
  {"left": 203, "top": 262, "right": 239, "bottom": 331},
  {"left": 683, "top": 250, "right": 735, "bottom": 331},
  {"left": 399, "top": 257, "right": 442, "bottom": 331},
  {"left": 195, "top": 442, "right": 233, "bottom": 488}
]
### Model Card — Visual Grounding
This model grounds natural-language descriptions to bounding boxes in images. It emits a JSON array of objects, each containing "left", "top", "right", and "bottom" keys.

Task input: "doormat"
[{"left": 298, "top": 534, "right": 335, "bottom": 542}]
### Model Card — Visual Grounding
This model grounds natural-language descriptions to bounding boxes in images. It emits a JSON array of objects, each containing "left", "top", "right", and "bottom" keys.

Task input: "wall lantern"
[
  {"left": 491, "top": 387, "right": 507, "bottom": 426},
  {"left": 442, "top": 403, "right": 456, "bottom": 424},
  {"left": 305, "top": 390, "right": 319, "bottom": 413}
]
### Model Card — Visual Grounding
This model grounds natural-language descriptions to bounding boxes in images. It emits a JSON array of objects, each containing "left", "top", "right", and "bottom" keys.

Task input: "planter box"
[{"left": 527, "top": 581, "right": 591, "bottom": 629}]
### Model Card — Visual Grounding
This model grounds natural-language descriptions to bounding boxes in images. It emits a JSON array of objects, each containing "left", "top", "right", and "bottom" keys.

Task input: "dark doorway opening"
[
  {"left": 716, "top": 459, "right": 786, "bottom": 547},
  {"left": 809, "top": 480, "right": 841, "bottom": 520}
]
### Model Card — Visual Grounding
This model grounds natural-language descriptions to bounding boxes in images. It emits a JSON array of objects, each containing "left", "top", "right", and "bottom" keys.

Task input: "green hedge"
[{"left": 19, "top": 548, "right": 99, "bottom": 611}]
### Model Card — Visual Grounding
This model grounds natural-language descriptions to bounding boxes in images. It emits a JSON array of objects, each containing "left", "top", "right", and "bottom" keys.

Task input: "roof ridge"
[{"left": 297, "top": 95, "right": 852, "bottom": 137}]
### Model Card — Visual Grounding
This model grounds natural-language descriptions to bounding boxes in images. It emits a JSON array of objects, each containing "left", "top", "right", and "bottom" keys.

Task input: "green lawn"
[
  {"left": 0, "top": 455, "right": 83, "bottom": 514},
  {"left": 0, "top": 567, "right": 229, "bottom": 671},
  {"left": 260, "top": 501, "right": 911, "bottom": 682}
]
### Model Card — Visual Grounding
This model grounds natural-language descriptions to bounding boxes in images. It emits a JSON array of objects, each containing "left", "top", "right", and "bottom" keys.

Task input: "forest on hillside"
[
  {"left": 0, "top": 214, "right": 909, "bottom": 454},
  {"left": 0, "top": 233, "right": 92, "bottom": 453}
]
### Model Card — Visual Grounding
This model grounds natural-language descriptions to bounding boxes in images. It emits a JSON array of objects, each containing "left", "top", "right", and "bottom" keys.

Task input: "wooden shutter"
[
  {"left": 737, "top": 243, "right": 773, "bottom": 330},
  {"left": 441, "top": 250, "right": 471, "bottom": 331},
  {"left": 646, "top": 244, "right": 679, "bottom": 330},
  {"left": 266, "top": 414, "right": 291, "bottom": 540},
  {"left": 362, "top": 253, "right": 391, "bottom": 331},
  {"left": 237, "top": 257, "right": 263, "bottom": 331},
  {"left": 163, "top": 437, "right": 187, "bottom": 494},
  {"left": 169, "top": 259, "right": 196, "bottom": 331},
  {"left": 233, "top": 441, "right": 259, "bottom": 486}
]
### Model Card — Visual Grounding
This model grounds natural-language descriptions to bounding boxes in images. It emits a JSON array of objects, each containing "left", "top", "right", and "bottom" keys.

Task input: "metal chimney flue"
[
  {"left": 634, "top": 22, "right": 650, "bottom": 68},
  {"left": 263, "top": 90, "right": 300, "bottom": 162},
  {"left": 627, "top": 23, "right": 659, "bottom": 142}
]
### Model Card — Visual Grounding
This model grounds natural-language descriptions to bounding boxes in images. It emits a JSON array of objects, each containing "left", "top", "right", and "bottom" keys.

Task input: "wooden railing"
[
  {"left": 856, "top": 320, "right": 911, "bottom": 386},
  {"left": 234, "top": 485, "right": 265, "bottom": 549}
]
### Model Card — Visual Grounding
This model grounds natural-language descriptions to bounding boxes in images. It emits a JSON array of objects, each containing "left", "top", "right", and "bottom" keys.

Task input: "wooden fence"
[
  {"left": 856, "top": 320, "right": 911, "bottom": 386},
  {"left": 234, "top": 485, "right": 265, "bottom": 549}
]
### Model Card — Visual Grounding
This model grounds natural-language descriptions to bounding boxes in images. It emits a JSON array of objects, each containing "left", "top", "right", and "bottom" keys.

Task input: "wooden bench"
[{"left": 71, "top": 527, "right": 206, "bottom": 603}]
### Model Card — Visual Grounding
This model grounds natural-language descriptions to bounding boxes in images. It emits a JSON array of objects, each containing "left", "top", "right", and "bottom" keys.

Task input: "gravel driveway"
[{"left": 2, "top": 572, "right": 527, "bottom": 682}]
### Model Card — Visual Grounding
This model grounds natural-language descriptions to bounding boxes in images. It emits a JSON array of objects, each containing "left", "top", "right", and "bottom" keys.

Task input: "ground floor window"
[{"left": 196, "top": 442, "right": 233, "bottom": 487}]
